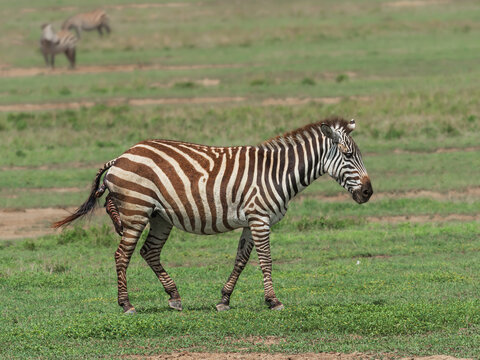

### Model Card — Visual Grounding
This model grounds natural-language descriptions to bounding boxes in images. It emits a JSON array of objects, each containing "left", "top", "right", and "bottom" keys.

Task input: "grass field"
[{"left": 0, "top": 0, "right": 479, "bottom": 358}]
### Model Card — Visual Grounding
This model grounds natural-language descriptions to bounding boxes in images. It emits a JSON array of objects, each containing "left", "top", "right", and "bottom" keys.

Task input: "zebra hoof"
[
  {"left": 124, "top": 307, "right": 136, "bottom": 315},
  {"left": 216, "top": 303, "right": 230, "bottom": 312},
  {"left": 168, "top": 299, "right": 182, "bottom": 311},
  {"left": 271, "top": 303, "right": 284, "bottom": 311}
]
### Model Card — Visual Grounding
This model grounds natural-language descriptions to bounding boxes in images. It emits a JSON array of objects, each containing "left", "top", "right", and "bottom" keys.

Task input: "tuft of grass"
[
  {"left": 301, "top": 77, "right": 316, "bottom": 86},
  {"left": 272, "top": 216, "right": 365, "bottom": 232},
  {"left": 173, "top": 81, "right": 197, "bottom": 89},
  {"left": 15, "top": 149, "right": 26, "bottom": 157},
  {"left": 7, "top": 112, "right": 31, "bottom": 131},
  {"left": 45, "top": 263, "right": 70, "bottom": 274},
  {"left": 59, "top": 87, "right": 72, "bottom": 96},
  {"left": 57, "top": 225, "right": 118, "bottom": 248},
  {"left": 335, "top": 74, "right": 349, "bottom": 83},
  {"left": 250, "top": 78, "right": 270, "bottom": 86},
  {"left": 384, "top": 124, "right": 405, "bottom": 140}
]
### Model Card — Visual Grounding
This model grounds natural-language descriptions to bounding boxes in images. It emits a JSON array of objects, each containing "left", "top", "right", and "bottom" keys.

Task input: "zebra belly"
[{"left": 159, "top": 205, "right": 249, "bottom": 235}]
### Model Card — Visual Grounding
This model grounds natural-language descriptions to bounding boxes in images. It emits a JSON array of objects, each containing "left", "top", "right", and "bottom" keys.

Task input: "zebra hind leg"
[
  {"left": 140, "top": 214, "right": 182, "bottom": 311},
  {"left": 115, "top": 217, "right": 148, "bottom": 314},
  {"left": 104, "top": 194, "right": 123, "bottom": 236},
  {"left": 216, "top": 228, "right": 254, "bottom": 311}
]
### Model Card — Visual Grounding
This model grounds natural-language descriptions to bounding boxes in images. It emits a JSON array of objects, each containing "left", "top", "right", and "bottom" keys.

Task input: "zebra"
[
  {"left": 53, "top": 116, "right": 373, "bottom": 314},
  {"left": 40, "top": 24, "right": 77, "bottom": 69},
  {"left": 62, "top": 9, "right": 111, "bottom": 39}
]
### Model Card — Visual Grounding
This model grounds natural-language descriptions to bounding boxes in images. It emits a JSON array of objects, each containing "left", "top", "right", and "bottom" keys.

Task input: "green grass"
[
  {"left": 1, "top": 0, "right": 480, "bottom": 357},
  {"left": 1, "top": 221, "right": 480, "bottom": 358}
]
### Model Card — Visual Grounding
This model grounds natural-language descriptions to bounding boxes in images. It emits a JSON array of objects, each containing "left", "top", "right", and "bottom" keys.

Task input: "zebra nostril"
[{"left": 361, "top": 181, "right": 373, "bottom": 198}]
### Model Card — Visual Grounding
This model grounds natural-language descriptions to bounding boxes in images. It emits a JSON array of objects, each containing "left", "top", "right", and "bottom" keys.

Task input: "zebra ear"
[
  {"left": 321, "top": 124, "right": 340, "bottom": 143},
  {"left": 348, "top": 119, "right": 356, "bottom": 132}
]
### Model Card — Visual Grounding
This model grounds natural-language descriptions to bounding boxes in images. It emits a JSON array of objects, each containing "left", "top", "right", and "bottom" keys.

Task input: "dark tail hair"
[{"left": 52, "top": 159, "right": 117, "bottom": 229}]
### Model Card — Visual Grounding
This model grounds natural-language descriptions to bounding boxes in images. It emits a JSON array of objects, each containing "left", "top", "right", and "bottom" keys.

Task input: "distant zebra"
[
  {"left": 40, "top": 24, "right": 77, "bottom": 69},
  {"left": 62, "top": 9, "right": 110, "bottom": 39},
  {"left": 53, "top": 116, "right": 373, "bottom": 313}
]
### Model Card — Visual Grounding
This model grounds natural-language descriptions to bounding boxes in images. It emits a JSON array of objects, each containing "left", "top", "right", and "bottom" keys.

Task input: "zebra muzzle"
[{"left": 353, "top": 179, "right": 373, "bottom": 204}]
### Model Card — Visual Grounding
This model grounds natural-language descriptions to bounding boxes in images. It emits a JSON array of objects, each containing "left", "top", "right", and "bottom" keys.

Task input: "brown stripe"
[
  {"left": 127, "top": 145, "right": 196, "bottom": 231},
  {"left": 231, "top": 147, "right": 246, "bottom": 204},
  {"left": 112, "top": 155, "right": 186, "bottom": 229},
  {"left": 205, "top": 149, "right": 222, "bottom": 233},
  {"left": 144, "top": 141, "right": 207, "bottom": 232},
  {"left": 219, "top": 149, "right": 237, "bottom": 231},
  {"left": 107, "top": 173, "right": 160, "bottom": 204},
  {"left": 117, "top": 207, "right": 149, "bottom": 218}
]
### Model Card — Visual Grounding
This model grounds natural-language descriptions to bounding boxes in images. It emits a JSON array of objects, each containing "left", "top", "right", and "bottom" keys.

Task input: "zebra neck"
[{"left": 258, "top": 130, "right": 326, "bottom": 202}]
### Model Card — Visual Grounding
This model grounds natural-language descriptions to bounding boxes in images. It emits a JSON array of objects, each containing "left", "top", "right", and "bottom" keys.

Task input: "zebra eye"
[{"left": 345, "top": 152, "right": 353, "bottom": 159}]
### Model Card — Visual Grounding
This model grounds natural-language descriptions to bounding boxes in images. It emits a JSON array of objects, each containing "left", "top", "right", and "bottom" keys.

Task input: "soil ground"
[
  {"left": 124, "top": 352, "right": 471, "bottom": 360},
  {"left": 1, "top": 187, "right": 478, "bottom": 240}
]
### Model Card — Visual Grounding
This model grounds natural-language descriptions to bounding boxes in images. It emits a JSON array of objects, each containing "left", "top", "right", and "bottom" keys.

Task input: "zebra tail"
[{"left": 52, "top": 158, "right": 117, "bottom": 228}]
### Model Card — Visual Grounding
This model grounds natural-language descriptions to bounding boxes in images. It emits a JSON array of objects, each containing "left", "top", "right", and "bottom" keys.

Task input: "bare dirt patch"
[
  {"left": 298, "top": 187, "right": 480, "bottom": 202},
  {"left": 150, "top": 78, "right": 221, "bottom": 88},
  {"left": 2, "top": 187, "right": 85, "bottom": 199},
  {"left": 2, "top": 186, "right": 479, "bottom": 240},
  {"left": 0, "top": 63, "right": 243, "bottom": 78},
  {"left": 368, "top": 213, "right": 480, "bottom": 224},
  {"left": 261, "top": 97, "right": 342, "bottom": 106},
  {"left": 1, "top": 206, "right": 478, "bottom": 241},
  {"left": 0, "top": 207, "right": 76, "bottom": 240},
  {"left": 391, "top": 146, "right": 480, "bottom": 155},
  {"left": 385, "top": 0, "right": 450, "bottom": 8},
  {"left": 226, "top": 335, "right": 286, "bottom": 348},
  {"left": 123, "top": 352, "right": 471, "bottom": 360},
  {"left": 13, "top": 3, "right": 188, "bottom": 15},
  {"left": 107, "top": 3, "right": 188, "bottom": 10},
  {"left": 0, "top": 101, "right": 96, "bottom": 112},
  {"left": 129, "top": 97, "right": 245, "bottom": 106},
  {"left": 0, "top": 162, "right": 102, "bottom": 172},
  {"left": 0, "top": 97, "right": 245, "bottom": 112},
  {"left": 261, "top": 96, "right": 371, "bottom": 106},
  {"left": 0, "top": 95, "right": 370, "bottom": 112}
]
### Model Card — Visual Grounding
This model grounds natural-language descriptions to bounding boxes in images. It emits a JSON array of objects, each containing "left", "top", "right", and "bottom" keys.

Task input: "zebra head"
[{"left": 320, "top": 119, "right": 373, "bottom": 204}]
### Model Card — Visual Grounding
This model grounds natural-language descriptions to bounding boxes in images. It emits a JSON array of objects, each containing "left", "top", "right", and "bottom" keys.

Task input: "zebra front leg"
[
  {"left": 217, "top": 227, "right": 254, "bottom": 311},
  {"left": 42, "top": 50, "right": 49, "bottom": 67},
  {"left": 67, "top": 48, "right": 76, "bottom": 69},
  {"left": 248, "top": 214, "right": 284, "bottom": 310},
  {"left": 115, "top": 224, "right": 145, "bottom": 314},
  {"left": 64, "top": 50, "right": 74, "bottom": 69},
  {"left": 140, "top": 216, "right": 182, "bottom": 311}
]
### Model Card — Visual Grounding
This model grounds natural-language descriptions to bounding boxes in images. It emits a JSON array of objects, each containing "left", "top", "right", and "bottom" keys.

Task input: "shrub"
[
  {"left": 336, "top": 73, "right": 349, "bottom": 83},
  {"left": 301, "top": 77, "right": 316, "bottom": 86},
  {"left": 59, "top": 86, "right": 72, "bottom": 96},
  {"left": 174, "top": 81, "right": 196, "bottom": 89}
]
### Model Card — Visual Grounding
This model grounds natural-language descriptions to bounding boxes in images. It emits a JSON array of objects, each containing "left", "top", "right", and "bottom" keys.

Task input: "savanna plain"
[{"left": 0, "top": 0, "right": 479, "bottom": 359}]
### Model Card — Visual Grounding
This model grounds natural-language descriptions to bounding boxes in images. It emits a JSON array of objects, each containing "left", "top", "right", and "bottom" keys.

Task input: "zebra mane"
[{"left": 261, "top": 116, "right": 352, "bottom": 147}]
